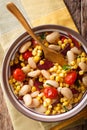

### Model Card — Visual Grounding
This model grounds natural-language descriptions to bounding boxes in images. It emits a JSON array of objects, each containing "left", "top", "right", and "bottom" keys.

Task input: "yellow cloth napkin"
[{"left": 0, "top": 0, "right": 80, "bottom": 130}]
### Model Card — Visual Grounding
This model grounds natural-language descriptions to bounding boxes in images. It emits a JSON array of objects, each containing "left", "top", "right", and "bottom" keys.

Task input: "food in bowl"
[{"left": 8, "top": 30, "right": 87, "bottom": 116}]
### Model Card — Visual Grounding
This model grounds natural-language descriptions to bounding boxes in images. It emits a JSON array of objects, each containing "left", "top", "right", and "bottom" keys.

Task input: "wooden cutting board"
[{"left": 51, "top": 106, "right": 87, "bottom": 130}]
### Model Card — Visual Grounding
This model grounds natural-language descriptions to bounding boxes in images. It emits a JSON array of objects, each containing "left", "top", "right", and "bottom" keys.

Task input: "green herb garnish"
[
  {"left": 75, "top": 80, "right": 80, "bottom": 87},
  {"left": 46, "top": 83, "right": 53, "bottom": 86},
  {"left": 62, "top": 65, "right": 71, "bottom": 70},
  {"left": 63, "top": 106, "right": 68, "bottom": 112},
  {"left": 40, "top": 33, "right": 45, "bottom": 39},
  {"left": 39, "top": 85, "right": 43, "bottom": 89}
]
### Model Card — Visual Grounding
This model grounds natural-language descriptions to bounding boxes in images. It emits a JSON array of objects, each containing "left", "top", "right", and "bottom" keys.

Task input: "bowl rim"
[{"left": 1, "top": 24, "right": 87, "bottom": 122}]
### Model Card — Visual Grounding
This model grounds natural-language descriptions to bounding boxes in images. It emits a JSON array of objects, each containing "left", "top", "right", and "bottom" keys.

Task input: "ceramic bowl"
[{"left": 2, "top": 25, "right": 87, "bottom": 122}]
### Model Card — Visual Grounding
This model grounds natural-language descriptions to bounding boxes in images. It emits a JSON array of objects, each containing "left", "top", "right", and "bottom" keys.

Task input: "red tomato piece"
[
  {"left": 13, "top": 68, "right": 25, "bottom": 81},
  {"left": 32, "top": 39, "right": 38, "bottom": 47},
  {"left": 22, "top": 50, "right": 32, "bottom": 60},
  {"left": 64, "top": 71, "right": 77, "bottom": 85},
  {"left": 44, "top": 87, "right": 58, "bottom": 99}
]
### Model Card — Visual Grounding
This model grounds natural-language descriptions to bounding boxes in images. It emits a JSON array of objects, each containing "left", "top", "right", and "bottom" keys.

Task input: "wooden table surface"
[{"left": 0, "top": 0, "right": 87, "bottom": 130}]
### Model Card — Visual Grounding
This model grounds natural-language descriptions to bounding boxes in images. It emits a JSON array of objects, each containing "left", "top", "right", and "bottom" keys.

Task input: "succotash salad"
[{"left": 9, "top": 31, "right": 87, "bottom": 115}]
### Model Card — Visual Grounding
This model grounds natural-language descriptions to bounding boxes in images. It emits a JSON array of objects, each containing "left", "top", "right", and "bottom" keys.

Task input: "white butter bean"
[
  {"left": 60, "top": 87, "right": 73, "bottom": 99},
  {"left": 35, "top": 105, "right": 47, "bottom": 113},
  {"left": 82, "top": 75, "right": 87, "bottom": 87},
  {"left": 23, "top": 94, "right": 32, "bottom": 107},
  {"left": 78, "top": 62, "right": 87, "bottom": 72},
  {"left": 71, "top": 47, "right": 81, "bottom": 54},
  {"left": 22, "top": 65, "right": 30, "bottom": 74},
  {"left": 28, "top": 57, "right": 36, "bottom": 69},
  {"left": 31, "top": 91, "right": 39, "bottom": 98},
  {"left": 28, "top": 70, "right": 41, "bottom": 77},
  {"left": 29, "top": 98, "right": 40, "bottom": 108},
  {"left": 19, "top": 41, "right": 31, "bottom": 53},
  {"left": 46, "top": 31, "right": 60, "bottom": 44},
  {"left": 41, "top": 70, "right": 50, "bottom": 79},
  {"left": 19, "top": 85, "right": 31, "bottom": 96},
  {"left": 48, "top": 45, "right": 61, "bottom": 51},
  {"left": 28, "top": 79, "right": 34, "bottom": 86},
  {"left": 67, "top": 50, "right": 75, "bottom": 64},
  {"left": 44, "top": 80, "right": 59, "bottom": 88}
]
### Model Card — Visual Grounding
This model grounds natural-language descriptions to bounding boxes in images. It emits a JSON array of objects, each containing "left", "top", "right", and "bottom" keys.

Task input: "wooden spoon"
[{"left": 7, "top": 2, "right": 67, "bottom": 66}]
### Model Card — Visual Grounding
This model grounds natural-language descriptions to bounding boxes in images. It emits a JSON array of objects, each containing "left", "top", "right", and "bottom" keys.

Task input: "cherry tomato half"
[
  {"left": 13, "top": 68, "right": 25, "bottom": 81},
  {"left": 44, "top": 87, "right": 58, "bottom": 99},
  {"left": 22, "top": 50, "right": 32, "bottom": 60},
  {"left": 64, "top": 71, "right": 77, "bottom": 85}
]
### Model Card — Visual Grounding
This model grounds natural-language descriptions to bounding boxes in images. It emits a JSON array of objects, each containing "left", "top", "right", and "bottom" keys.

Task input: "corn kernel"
[
  {"left": 10, "top": 60, "right": 14, "bottom": 66},
  {"left": 45, "top": 98, "right": 51, "bottom": 104},
  {"left": 52, "top": 110, "right": 57, "bottom": 115},
  {"left": 48, "top": 105, "right": 52, "bottom": 109},
  {"left": 72, "top": 64, "right": 78, "bottom": 69},
  {"left": 61, "top": 44, "right": 65, "bottom": 49},
  {"left": 16, "top": 85, "right": 21, "bottom": 92},
  {"left": 79, "top": 70, "right": 84, "bottom": 75},
  {"left": 21, "top": 62, "right": 25, "bottom": 67},
  {"left": 81, "top": 52, "right": 86, "bottom": 57},
  {"left": 44, "top": 42, "right": 49, "bottom": 47},
  {"left": 43, "top": 102, "right": 48, "bottom": 107},
  {"left": 37, "top": 50, "right": 42, "bottom": 57},
  {"left": 39, "top": 75, "right": 43, "bottom": 82},
  {"left": 55, "top": 107, "right": 60, "bottom": 111},
  {"left": 42, "top": 96, "right": 46, "bottom": 100},
  {"left": 58, "top": 40, "right": 62, "bottom": 45},
  {"left": 55, "top": 76, "right": 60, "bottom": 82},
  {"left": 70, "top": 43, "right": 74, "bottom": 47},
  {"left": 12, "top": 78, "right": 16, "bottom": 83},
  {"left": 9, "top": 78, "right": 13, "bottom": 84},
  {"left": 50, "top": 75, "right": 55, "bottom": 80},
  {"left": 64, "top": 39, "right": 68, "bottom": 44},
  {"left": 78, "top": 94, "right": 82, "bottom": 100},
  {"left": 59, "top": 73, "right": 64, "bottom": 77},
  {"left": 63, "top": 101, "right": 69, "bottom": 106},
  {"left": 14, "top": 90, "right": 18, "bottom": 95},
  {"left": 19, "top": 54, "right": 24, "bottom": 61},
  {"left": 38, "top": 93, "right": 44, "bottom": 97},
  {"left": 70, "top": 61, "right": 75, "bottom": 66},
  {"left": 33, "top": 56, "right": 40, "bottom": 63},
  {"left": 81, "top": 57, "right": 86, "bottom": 62},
  {"left": 61, "top": 109, "right": 66, "bottom": 113},
  {"left": 65, "top": 84, "right": 69, "bottom": 87},
  {"left": 53, "top": 66, "right": 58, "bottom": 71},
  {"left": 38, "top": 46, "right": 42, "bottom": 50},
  {"left": 37, "top": 96, "right": 41, "bottom": 101},
  {"left": 40, "top": 60, "right": 44, "bottom": 65},
  {"left": 31, "top": 86, "right": 36, "bottom": 92},
  {"left": 68, "top": 38, "right": 72, "bottom": 43},
  {"left": 60, "top": 83, "right": 63, "bottom": 87},
  {"left": 81, "top": 86, "right": 85, "bottom": 91},
  {"left": 32, "top": 50, "right": 37, "bottom": 56},
  {"left": 74, "top": 98, "right": 78, "bottom": 103},
  {"left": 58, "top": 66, "right": 62, "bottom": 70},
  {"left": 45, "top": 110, "right": 51, "bottom": 115},
  {"left": 77, "top": 58, "right": 81, "bottom": 63}
]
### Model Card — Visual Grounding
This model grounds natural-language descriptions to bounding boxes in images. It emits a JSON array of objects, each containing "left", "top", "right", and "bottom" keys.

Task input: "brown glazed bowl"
[{"left": 2, "top": 25, "right": 87, "bottom": 122}]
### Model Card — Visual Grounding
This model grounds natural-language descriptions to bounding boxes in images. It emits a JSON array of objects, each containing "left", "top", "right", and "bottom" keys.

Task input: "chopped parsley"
[{"left": 62, "top": 65, "right": 71, "bottom": 70}]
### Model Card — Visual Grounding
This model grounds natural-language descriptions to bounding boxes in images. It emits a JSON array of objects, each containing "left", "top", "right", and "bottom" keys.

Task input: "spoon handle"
[{"left": 7, "top": 2, "right": 44, "bottom": 48}]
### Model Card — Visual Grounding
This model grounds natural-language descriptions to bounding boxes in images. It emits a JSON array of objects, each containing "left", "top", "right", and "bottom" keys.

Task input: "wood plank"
[
  {"left": 81, "top": 0, "right": 87, "bottom": 40},
  {"left": 64, "top": 0, "right": 81, "bottom": 33},
  {"left": 0, "top": 86, "right": 13, "bottom": 130}
]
